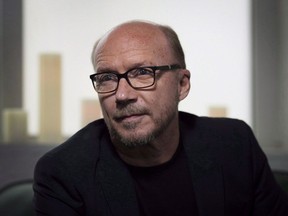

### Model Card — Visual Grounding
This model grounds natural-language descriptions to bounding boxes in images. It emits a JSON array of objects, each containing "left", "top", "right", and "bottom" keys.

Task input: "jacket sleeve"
[
  {"left": 247, "top": 124, "right": 288, "bottom": 215},
  {"left": 33, "top": 153, "right": 84, "bottom": 216}
]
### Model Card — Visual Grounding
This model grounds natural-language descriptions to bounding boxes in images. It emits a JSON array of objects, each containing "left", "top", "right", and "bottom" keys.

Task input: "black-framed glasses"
[{"left": 89, "top": 64, "right": 181, "bottom": 93}]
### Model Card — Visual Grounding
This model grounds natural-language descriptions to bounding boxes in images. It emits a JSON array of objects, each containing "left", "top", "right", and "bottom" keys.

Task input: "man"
[{"left": 33, "top": 20, "right": 288, "bottom": 216}]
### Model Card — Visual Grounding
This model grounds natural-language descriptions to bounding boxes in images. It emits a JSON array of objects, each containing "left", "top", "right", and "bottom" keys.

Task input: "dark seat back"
[
  {"left": 274, "top": 170, "right": 288, "bottom": 193},
  {"left": 0, "top": 180, "right": 34, "bottom": 216}
]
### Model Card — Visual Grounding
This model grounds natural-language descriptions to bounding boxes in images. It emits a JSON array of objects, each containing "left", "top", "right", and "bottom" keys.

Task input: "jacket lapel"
[
  {"left": 188, "top": 157, "right": 225, "bottom": 216},
  {"left": 181, "top": 114, "right": 225, "bottom": 216},
  {"left": 97, "top": 133, "right": 140, "bottom": 216}
]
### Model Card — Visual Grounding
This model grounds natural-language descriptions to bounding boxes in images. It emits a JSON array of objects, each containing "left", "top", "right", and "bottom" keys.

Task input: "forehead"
[{"left": 93, "top": 23, "right": 172, "bottom": 68}]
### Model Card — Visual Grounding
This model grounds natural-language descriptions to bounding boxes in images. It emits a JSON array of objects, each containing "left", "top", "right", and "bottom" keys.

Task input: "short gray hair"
[{"left": 157, "top": 24, "right": 186, "bottom": 69}]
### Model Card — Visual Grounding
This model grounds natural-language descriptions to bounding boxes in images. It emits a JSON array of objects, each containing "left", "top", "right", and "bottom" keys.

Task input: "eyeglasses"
[{"left": 89, "top": 64, "right": 181, "bottom": 93}]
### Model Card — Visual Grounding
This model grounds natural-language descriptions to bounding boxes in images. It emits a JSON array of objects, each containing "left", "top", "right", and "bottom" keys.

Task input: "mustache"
[{"left": 113, "top": 105, "right": 150, "bottom": 120}]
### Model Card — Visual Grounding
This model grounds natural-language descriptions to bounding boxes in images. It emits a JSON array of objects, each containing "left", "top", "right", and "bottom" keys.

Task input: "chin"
[{"left": 110, "top": 127, "right": 156, "bottom": 147}]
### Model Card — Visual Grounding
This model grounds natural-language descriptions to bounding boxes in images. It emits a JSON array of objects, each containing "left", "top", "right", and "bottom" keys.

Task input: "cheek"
[
  {"left": 157, "top": 79, "right": 179, "bottom": 100},
  {"left": 148, "top": 85, "right": 179, "bottom": 109},
  {"left": 98, "top": 96, "right": 114, "bottom": 117}
]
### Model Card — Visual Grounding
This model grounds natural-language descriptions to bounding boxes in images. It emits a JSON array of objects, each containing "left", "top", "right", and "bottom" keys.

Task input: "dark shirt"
[{"left": 128, "top": 142, "right": 198, "bottom": 216}]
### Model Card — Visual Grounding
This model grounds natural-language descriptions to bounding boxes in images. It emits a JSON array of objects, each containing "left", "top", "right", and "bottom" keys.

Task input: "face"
[{"left": 93, "top": 22, "right": 190, "bottom": 147}]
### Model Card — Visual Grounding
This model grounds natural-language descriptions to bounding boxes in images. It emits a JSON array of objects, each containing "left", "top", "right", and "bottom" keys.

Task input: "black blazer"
[{"left": 33, "top": 112, "right": 288, "bottom": 215}]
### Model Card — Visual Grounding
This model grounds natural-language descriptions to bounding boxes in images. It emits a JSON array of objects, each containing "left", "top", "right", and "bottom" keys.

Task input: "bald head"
[{"left": 91, "top": 21, "right": 186, "bottom": 70}]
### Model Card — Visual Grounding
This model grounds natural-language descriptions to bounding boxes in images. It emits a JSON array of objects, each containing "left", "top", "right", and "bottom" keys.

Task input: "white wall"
[{"left": 23, "top": 0, "right": 251, "bottom": 136}]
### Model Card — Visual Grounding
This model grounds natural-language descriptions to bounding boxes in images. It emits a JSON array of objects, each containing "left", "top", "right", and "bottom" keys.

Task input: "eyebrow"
[
  {"left": 96, "top": 62, "right": 153, "bottom": 74},
  {"left": 96, "top": 67, "right": 116, "bottom": 74}
]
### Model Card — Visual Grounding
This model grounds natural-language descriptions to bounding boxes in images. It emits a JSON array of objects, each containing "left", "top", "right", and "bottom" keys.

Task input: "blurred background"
[{"left": 0, "top": 0, "right": 287, "bottom": 187}]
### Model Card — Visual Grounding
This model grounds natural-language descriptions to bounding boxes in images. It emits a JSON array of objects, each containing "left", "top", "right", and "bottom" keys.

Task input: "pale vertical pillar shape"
[
  {"left": 208, "top": 106, "right": 227, "bottom": 117},
  {"left": 39, "top": 54, "right": 62, "bottom": 144},
  {"left": 2, "top": 109, "right": 28, "bottom": 143},
  {"left": 81, "top": 99, "right": 102, "bottom": 127}
]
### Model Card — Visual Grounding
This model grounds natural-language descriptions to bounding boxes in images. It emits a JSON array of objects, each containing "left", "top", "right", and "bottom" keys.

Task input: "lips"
[
  {"left": 112, "top": 105, "right": 150, "bottom": 123},
  {"left": 114, "top": 113, "right": 145, "bottom": 122}
]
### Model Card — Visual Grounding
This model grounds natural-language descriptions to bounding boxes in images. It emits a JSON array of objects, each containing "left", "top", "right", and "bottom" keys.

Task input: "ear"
[{"left": 178, "top": 69, "right": 191, "bottom": 101}]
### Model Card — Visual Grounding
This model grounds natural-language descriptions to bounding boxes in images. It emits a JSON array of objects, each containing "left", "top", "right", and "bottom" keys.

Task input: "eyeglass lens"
[{"left": 93, "top": 67, "right": 155, "bottom": 93}]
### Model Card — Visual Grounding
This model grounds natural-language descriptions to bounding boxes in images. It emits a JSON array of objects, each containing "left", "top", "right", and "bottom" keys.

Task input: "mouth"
[
  {"left": 114, "top": 113, "right": 145, "bottom": 123},
  {"left": 112, "top": 106, "right": 150, "bottom": 125}
]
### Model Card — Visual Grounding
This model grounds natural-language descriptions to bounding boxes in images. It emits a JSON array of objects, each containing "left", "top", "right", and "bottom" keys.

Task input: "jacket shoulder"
[
  {"left": 179, "top": 111, "right": 257, "bottom": 161},
  {"left": 179, "top": 111, "right": 251, "bottom": 133},
  {"left": 35, "top": 119, "right": 108, "bottom": 182}
]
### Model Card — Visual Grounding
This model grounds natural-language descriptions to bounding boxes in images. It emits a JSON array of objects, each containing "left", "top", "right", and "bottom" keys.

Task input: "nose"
[{"left": 115, "top": 78, "right": 137, "bottom": 103}]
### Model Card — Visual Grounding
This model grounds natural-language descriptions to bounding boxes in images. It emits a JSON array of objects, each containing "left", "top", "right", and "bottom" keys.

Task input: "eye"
[
  {"left": 96, "top": 73, "right": 117, "bottom": 83},
  {"left": 130, "top": 68, "right": 154, "bottom": 78}
]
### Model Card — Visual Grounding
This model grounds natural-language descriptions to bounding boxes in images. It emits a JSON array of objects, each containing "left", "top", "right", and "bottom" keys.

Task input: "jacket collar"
[
  {"left": 180, "top": 112, "right": 224, "bottom": 215},
  {"left": 97, "top": 131, "right": 140, "bottom": 216}
]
